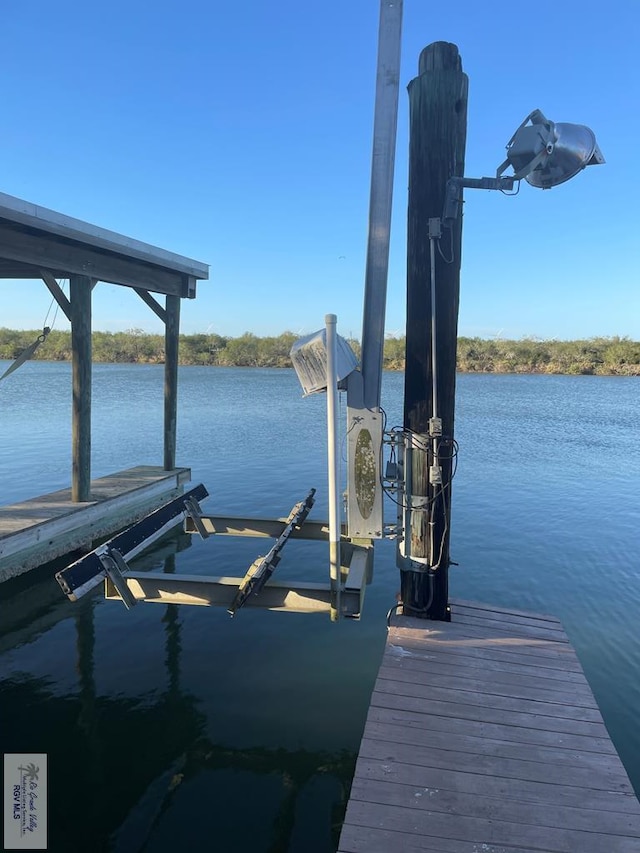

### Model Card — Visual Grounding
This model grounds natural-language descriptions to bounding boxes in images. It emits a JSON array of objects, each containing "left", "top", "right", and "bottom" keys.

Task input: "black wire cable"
[
  {"left": 379, "top": 413, "right": 459, "bottom": 511},
  {"left": 387, "top": 572, "right": 436, "bottom": 627},
  {"left": 437, "top": 224, "right": 455, "bottom": 264}
]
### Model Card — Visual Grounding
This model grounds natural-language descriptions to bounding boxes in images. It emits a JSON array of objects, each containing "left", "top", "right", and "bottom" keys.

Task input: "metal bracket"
[
  {"left": 96, "top": 546, "right": 138, "bottom": 610},
  {"left": 443, "top": 176, "right": 517, "bottom": 222},
  {"left": 183, "top": 496, "right": 209, "bottom": 539}
]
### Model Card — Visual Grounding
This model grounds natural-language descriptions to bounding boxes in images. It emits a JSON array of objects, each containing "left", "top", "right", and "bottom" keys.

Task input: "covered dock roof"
[
  {"left": 0, "top": 191, "right": 209, "bottom": 516},
  {"left": 0, "top": 191, "right": 208, "bottom": 296}
]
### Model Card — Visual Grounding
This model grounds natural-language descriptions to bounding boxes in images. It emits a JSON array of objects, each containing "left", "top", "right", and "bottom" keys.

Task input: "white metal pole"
[
  {"left": 360, "top": 0, "right": 403, "bottom": 410},
  {"left": 325, "top": 313, "right": 341, "bottom": 620}
]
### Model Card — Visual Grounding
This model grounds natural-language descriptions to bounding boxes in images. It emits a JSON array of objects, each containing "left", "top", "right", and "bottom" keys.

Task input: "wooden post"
[
  {"left": 164, "top": 294, "right": 180, "bottom": 471},
  {"left": 70, "top": 274, "right": 92, "bottom": 502},
  {"left": 400, "top": 42, "right": 468, "bottom": 619}
]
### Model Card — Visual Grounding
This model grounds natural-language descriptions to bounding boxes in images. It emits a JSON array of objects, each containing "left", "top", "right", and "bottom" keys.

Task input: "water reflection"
[
  {"left": 112, "top": 740, "right": 354, "bottom": 853},
  {"left": 4, "top": 367, "right": 640, "bottom": 846},
  {"left": 0, "top": 544, "right": 356, "bottom": 853}
]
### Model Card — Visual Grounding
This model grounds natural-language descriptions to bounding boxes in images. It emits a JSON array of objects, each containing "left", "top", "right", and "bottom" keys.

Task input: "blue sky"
[{"left": 1, "top": 0, "right": 638, "bottom": 340}]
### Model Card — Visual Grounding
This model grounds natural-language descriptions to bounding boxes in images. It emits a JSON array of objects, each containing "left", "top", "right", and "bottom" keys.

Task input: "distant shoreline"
[
  {"left": 1, "top": 329, "right": 639, "bottom": 376},
  {"left": 4, "top": 361, "right": 639, "bottom": 378}
]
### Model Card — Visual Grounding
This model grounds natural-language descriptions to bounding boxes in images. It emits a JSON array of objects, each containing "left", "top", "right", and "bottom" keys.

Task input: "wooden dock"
[
  {"left": 0, "top": 465, "right": 191, "bottom": 582},
  {"left": 339, "top": 600, "right": 640, "bottom": 853}
]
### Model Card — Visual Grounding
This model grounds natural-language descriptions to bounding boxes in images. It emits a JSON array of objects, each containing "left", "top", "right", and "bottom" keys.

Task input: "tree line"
[{"left": 1, "top": 328, "right": 639, "bottom": 375}]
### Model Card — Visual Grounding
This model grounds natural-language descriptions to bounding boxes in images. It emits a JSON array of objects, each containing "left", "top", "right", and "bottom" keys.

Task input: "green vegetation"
[
  {"left": 456, "top": 336, "right": 640, "bottom": 375},
  {"left": 1, "top": 328, "right": 639, "bottom": 375}
]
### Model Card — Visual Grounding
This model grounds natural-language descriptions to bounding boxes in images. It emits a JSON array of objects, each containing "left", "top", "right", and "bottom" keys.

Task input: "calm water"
[{"left": 1, "top": 363, "right": 639, "bottom": 852}]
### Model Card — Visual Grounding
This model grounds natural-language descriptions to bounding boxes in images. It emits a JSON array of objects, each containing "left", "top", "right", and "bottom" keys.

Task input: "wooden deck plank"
[
  {"left": 374, "top": 677, "right": 605, "bottom": 723},
  {"left": 0, "top": 466, "right": 191, "bottom": 581},
  {"left": 370, "top": 690, "right": 612, "bottom": 738},
  {"left": 391, "top": 622, "right": 576, "bottom": 662},
  {"left": 390, "top": 624, "right": 577, "bottom": 662},
  {"left": 452, "top": 598, "right": 563, "bottom": 625},
  {"left": 364, "top": 721, "right": 623, "bottom": 774},
  {"left": 339, "top": 604, "right": 640, "bottom": 852},
  {"left": 341, "top": 800, "right": 640, "bottom": 853},
  {"left": 390, "top": 611, "right": 568, "bottom": 639},
  {"left": 385, "top": 642, "right": 593, "bottom": 687},
  {"left": 358, "top": 738, "right": 634, "bottom": 793},
  {"left": 367, "top": 706, "right": 618, "bottom": 756},
  {"left": 339, "top": 822, "right": 543, "bottom": 852},
  {"left": 0, "top": 466, "right": 190, "bottom": 537},
  {"left": 443, "top": 612, "right": 570, "bottom": 642},
  {"left": 377, "top": 662, "right": 599, "bottom": 709},
  {"left": 451, "top": 603, "right": 566, "bottom": 629},
  {"left": 348, "top": 778, "right": 640, "bottom": 837},
  {"left": 352, "top": 756, "right": 640, "bottom": 815},
  {"left": 388, "top": 634, "right": 584, "bottom": 680}
]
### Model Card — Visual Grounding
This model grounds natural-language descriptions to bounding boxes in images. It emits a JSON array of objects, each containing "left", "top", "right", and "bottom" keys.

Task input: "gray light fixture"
[
  {"left": 443, "top": 108, "right": 604, "bottom": 221},
  {"left": 496, "top": 109, "right": 605, "bottom": 189}
]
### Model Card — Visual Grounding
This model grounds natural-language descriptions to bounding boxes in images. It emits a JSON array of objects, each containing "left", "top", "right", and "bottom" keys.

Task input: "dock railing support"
[
  {"left": 400, "top": 42, "right": 468, "bottom": 619},
  {"left": 70, "top": 274, "right": 93, "bottom": 502},
  {"left": 164, "top": 294, "right": 180, "bottom": 471}
]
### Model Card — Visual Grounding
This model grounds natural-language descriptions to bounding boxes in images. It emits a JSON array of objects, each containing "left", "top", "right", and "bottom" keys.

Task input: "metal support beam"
[
  {"left": 183, "top": 516, "right": 335, "bottom": 540},
  {"left": 345, "top": 2, "right": 402, "bottom": 541},
  {"left": 70, "top": 274, "right": 92, "bottom": 502},
  {"left": 103, "top": 542, "right": 372, "bottom": 617},
  {"left": 360, "top": 0, "right": 403, "bottom": 409},
  {"left": 105, "top": 573, "right": 364, "bottom": 615},
  {"left": 325, "top": 314, "right": 341, "bottom": 619},
  {"left": 164, "top": 294, "right": 180, "bottom": 471}
]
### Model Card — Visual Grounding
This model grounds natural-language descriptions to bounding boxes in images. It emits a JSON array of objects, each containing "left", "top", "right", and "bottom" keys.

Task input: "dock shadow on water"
[{"left": 0, "top": 536, "right": 381, "bottom": 853}]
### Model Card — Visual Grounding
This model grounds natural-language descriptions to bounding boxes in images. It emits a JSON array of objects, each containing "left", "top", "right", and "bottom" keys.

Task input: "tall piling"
[{"left": 400, "top": 42, "right": 468, "bottom": 619}]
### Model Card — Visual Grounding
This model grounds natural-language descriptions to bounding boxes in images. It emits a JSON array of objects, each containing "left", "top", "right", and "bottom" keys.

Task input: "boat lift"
[
  {"left": 53, "top": 312, "right": 374, "bottom": 620},
  {"left": 56, "top": 483, "right": 372, "bottom": 620},
  {"left": 54, "top": 311, "right": 376, "bottom": 620},
  {"left": 54, "top": 1, "right": 401, "bottom": 622}
]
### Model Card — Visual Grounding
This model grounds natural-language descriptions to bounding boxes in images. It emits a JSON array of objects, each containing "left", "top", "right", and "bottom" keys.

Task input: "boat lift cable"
[{"left": 42, "top": 278, "right": 66, "bottom": 331}]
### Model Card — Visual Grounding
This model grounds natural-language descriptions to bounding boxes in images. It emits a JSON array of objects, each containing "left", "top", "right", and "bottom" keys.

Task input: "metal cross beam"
[{"left": 104, "top": 543, "right": 372, "bottom": 619}]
